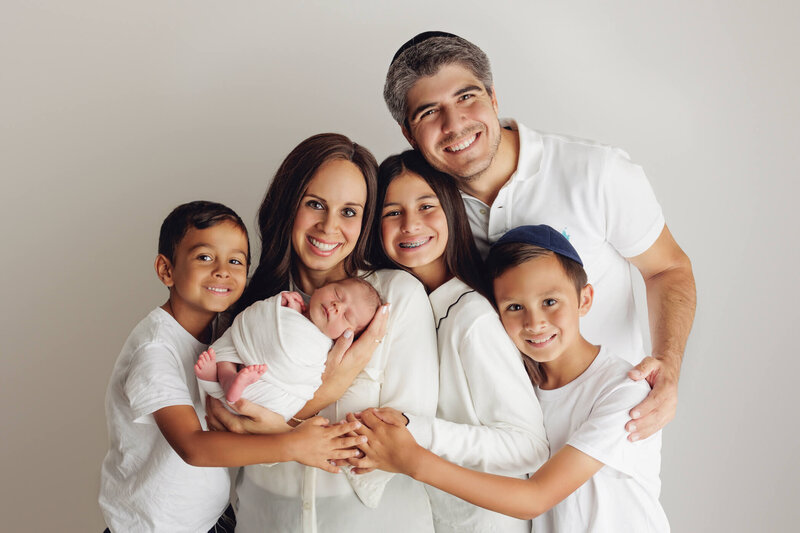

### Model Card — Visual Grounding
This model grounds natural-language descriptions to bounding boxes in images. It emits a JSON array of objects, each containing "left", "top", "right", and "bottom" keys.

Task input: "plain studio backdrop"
[{"left": 2, "top": 2, "right": 798, "bottom": 531}]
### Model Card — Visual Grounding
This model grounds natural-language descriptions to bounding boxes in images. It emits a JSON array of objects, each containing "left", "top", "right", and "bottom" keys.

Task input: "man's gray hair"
[{"left": 384, "top": 34, "right": 493, "bottom": 126}]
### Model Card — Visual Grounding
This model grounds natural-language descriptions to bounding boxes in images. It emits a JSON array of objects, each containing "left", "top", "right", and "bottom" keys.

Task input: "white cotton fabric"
[
  {"left": 233, "top": 269, "right": 439, "bottom": 533},
  {"left": 462, "top": 119, "right": 665, "bottom": 363},
  {"left": 99, "top": 307, "right": 230, "bottom": 533},
  {"left": 406, "top": 277, "right": 549, "bottom": 533},
  {"left": 533, "top": 347, "right": 669, "bottom": 533},
  {"left": 200, "top": 293, "right": 331, "bottom": 420}
]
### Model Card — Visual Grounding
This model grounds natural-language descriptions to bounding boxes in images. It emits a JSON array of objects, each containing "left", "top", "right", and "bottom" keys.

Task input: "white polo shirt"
[{"left": 463, "top": 119, "right": 665, "bottom": 362}]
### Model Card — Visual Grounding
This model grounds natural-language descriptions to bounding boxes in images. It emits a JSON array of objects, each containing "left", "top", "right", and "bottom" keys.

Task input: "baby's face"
[{"left": 307, "top": 280, "right": 377, "bottom": 339}]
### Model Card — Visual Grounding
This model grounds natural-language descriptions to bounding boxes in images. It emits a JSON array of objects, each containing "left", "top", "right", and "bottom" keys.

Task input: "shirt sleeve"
[
  {"left": 124, "top": 342, "right": 194, "bottom": 424},
  {"left": 601, "top": 147, "right": 665, "bottom": 258},
  {"left": 566, "top": 378, "right": 655, "bottom": 478},
  {"left": 428, "top": 314, "right": 549, "bottom": 475},
  {"left": 378, "top": 273, "right": 439, "bottom": 449}
]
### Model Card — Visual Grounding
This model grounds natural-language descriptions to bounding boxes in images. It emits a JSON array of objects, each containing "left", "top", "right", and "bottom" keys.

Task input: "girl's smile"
[{"left": 381, "top": 172, "right": 449, "bottom": 286}]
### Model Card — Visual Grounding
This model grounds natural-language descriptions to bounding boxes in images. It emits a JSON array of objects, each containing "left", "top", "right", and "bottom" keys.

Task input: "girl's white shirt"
[
  {"left": 406, "top": 277, "right": 549, "bottom": 533},
  {"left": 233, "top": 269, "right": 439, "bottom": 533}
]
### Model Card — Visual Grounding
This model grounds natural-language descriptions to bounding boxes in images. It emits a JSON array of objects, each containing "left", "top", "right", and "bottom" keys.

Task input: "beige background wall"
[{"left": 2, "top": 1, "right": 798, "bottom": 531}]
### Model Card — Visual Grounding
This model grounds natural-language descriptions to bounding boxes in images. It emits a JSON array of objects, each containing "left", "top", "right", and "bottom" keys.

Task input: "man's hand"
[{"left": 626, "top": 354, "right": 680, "bottom": 441}]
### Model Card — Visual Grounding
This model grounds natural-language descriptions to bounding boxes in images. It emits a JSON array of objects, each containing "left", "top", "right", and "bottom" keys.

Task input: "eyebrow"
[
  {"left": 409, "top": 85, "right": 484, "bottom": 121},
  {"left": 305, "top": 193, "right": 364, "bottom": 208},
  {"left": 383, "top": 194, "right": 438, "bottom": 208},
  {"left": 187, "top": 243, "right": 213, "bottom": 253},
  {"left": 187, "top": 243, "right": 247, "bottom": 256}
]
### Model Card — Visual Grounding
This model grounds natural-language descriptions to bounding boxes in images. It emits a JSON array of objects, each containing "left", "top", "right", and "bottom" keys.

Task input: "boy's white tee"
[
  {"left": 534, "top": 346, "right": 669, "bottom": 533},
  {"left": 99, "top": 307, "right": 230, "bottom": 533}
]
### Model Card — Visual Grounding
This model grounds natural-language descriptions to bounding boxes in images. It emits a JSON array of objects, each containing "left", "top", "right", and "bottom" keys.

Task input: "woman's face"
[
  {"left": 381, "top": 171, "right": 449, "bottom": 278},
  {"left": 291, "top": 158, "right": 367, "bottom": 277}
]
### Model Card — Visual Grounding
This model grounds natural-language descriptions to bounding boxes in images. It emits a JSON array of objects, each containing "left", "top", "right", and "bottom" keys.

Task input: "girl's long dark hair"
[
  {"left": 370, "top": 150, "right": 488, "bottom": 298},
  {"left": 236, "top": 133, "right": 378, "bottom": 315}
]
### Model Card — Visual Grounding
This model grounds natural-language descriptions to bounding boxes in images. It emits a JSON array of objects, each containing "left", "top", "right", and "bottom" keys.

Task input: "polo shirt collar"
[{"left": 500, "top": 118, "right": 544, "bottom": 183}]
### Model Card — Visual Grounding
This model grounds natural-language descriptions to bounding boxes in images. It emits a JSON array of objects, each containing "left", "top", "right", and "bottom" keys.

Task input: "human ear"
[
  {"left": 489, "top": 86, "right": 499, "bottom": 115},
  {"left": 155, "top": 254, "right": 175, "bottom": 288},
  {"left": 578, "top": 283, "right": 594, "bottom": 317},
  {"left": 401, "top": 124, "right": 418, "bottom": 149}
]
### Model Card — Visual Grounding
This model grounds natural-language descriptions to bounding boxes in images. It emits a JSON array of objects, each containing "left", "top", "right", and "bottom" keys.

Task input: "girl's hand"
[
  {"left": 313, "top": 303, "right": 391, "bottom": 408},
  {"left": 348, "top": 408, "right": 422, "bottom": 475},
  {"left": 205, "top": 396, "right": 290, "bottom": 434},
  {"left": 289, "top": 416, "right": 368, "bottom": 474},
  {"left": 367, "top": 406, "right": 409, "bottom": 427}
]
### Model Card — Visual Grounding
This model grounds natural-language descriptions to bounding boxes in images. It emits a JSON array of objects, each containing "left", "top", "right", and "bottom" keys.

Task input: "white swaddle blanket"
[
  {"left": 198, "top": 294, "right": 331, "bottom": 421},
  {"left": 198, "top": 291, "right": 393, "bottom": 509}
]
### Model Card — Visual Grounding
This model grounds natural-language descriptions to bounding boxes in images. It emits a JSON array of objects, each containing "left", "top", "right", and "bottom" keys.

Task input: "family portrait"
[{"left": 2, "top": 2, "right": 796, "bottom": 532}]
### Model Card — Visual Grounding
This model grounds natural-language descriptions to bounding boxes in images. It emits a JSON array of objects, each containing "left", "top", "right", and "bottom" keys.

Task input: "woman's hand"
[
  {"left": 348, "top": 408, "right": 422, "bottom": 475},
  {"left": 295, "top": 303, "right": 391, "bottom": 418},
  {"left": 289, "top": 416, "right": 368, "bottom": 474},
  {"left": 205, "top": 396, "right": 290, "bottom": 434}
]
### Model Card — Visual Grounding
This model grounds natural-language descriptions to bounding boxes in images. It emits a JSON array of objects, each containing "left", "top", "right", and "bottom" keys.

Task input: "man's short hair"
[{"left": 384, "top": 32, "right": 493, "bottom": 126}]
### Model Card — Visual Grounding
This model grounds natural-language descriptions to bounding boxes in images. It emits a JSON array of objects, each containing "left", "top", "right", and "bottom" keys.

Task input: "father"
[{"left": 383, "top": 32, "right": 696, "bottom": 441}]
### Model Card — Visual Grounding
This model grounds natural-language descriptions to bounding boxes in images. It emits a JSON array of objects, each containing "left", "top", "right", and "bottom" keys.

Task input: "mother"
[{"left": 208, "top": 133, "right": 439, "bottom": 532}]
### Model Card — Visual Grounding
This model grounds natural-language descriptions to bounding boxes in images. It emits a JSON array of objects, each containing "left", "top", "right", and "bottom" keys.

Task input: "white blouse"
[
  {"left": 234, "top": 269, "right": 439, "bottom": 533},
  {"left": 407, "top": 277, "right": 549, "bottom": 533}
]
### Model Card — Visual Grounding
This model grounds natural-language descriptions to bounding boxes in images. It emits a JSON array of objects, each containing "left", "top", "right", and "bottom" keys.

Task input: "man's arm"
[{"left": 627, "top": 224, "right": 696, "bottom": 441}]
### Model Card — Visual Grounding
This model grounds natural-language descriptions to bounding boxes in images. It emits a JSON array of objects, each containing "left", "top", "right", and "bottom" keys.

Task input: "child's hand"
[
  {"left": 347, "top": 408, "right": 421, "bottom": 475},
  {"left": 367, "top": 407, "right": 409, "bottom": 427},
  {"left": 289, "top": 416, "right": 367, "bottom": 474},
  {"left": 281, "top": 291, "right": 306, "bottom": 313}
]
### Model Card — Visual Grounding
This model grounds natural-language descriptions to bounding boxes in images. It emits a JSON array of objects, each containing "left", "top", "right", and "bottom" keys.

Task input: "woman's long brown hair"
[{"left": 235, "top": 133, "right": 378, "bottom": 315}]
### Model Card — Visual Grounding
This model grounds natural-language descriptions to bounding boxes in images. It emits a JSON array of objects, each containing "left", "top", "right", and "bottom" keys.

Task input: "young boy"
[
  {"left": 350, "top": 224, "right": 669, "bottom": 532},
  {"left": 99, "top": 201, "right": 364, "bottom": 533},
  {"left": 195, "top": 277, "right": 381, "bottom": 421}
]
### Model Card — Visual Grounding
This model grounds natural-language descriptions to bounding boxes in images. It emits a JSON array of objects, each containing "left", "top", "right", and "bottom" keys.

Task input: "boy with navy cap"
[{"left": 352, "top": 224, "right": 669, "bottom": 532}]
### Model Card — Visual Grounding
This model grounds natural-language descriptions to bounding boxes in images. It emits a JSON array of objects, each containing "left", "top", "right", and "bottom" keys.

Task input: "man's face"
[{"left": 402, "top": 63, "right": 501, "bottom": 184}]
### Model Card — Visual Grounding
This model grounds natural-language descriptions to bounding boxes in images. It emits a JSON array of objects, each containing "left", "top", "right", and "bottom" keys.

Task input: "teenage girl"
[{"left": 360, "top": 150, "right": 549, "bottom": 533}]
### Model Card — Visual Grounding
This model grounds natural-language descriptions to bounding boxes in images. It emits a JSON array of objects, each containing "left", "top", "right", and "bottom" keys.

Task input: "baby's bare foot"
[
  {"left": 194, "top": 349, "right": 218, "bottom": 382},
  {"left": 225, "top": 364, "right": 267, "bottom": 403}
]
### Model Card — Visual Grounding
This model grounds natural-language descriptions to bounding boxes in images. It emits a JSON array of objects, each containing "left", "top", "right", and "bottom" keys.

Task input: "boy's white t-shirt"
[
  {"left": 99, "top": 307, "right": 230, "bottom": 533},
  {"left": 533, "top": 347, "right": 669, "bottom": 533},
  {"left": 462, "top": 119, "right": 666, "bottom": 362}
]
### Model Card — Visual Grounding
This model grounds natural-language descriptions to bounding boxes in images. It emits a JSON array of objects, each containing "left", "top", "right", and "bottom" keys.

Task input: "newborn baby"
[{"left": 195, "top": 277, "right": 381, "bottom": 421}]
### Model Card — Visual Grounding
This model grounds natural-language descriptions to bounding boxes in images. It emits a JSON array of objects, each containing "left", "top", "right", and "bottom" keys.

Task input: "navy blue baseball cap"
[{"left": 492, "top": 225, "right": 583, "bottom": 266}]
